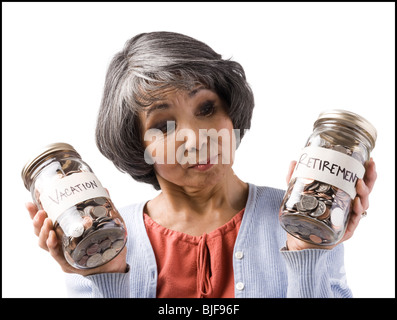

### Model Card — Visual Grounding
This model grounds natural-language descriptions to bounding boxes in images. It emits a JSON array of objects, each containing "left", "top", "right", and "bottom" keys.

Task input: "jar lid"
[
  {"left": 21, "top": 142, "right": 80, "bottom": 189},
  {"left": 314, "top": 109, "right": 377, "bottom": 149}
]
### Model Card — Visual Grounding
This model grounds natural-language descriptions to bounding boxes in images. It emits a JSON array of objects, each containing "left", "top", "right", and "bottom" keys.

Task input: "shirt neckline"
[{"left": 143, "top": 208, "right": 245, "bottom": 244}]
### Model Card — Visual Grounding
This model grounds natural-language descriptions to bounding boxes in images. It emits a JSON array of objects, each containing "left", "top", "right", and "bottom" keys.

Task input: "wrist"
[
  {"left": 286, "top": 235, "right": 335, "bottom": 251},
  {"left": 103, "top": 261, "right": 129, "bottom": 274}
]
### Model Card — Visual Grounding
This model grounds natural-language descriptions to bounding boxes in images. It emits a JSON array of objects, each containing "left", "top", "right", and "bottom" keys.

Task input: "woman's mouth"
[{"left": 188, "top": 155, "right": 219, "bottom": 171}]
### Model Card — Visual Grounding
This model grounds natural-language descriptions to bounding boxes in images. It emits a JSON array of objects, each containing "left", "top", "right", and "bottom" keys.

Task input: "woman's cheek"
[
  {"left": 153, "top": 162, "right": 186, "bottom": 186},
  {"left": 143, "top": 132, "right": 176, "bottom": 165}
]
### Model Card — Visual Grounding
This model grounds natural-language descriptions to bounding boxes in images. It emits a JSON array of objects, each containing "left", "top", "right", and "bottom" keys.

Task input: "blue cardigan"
[{"left": 65, "top": 183, "right": 352, "bottom": 298}]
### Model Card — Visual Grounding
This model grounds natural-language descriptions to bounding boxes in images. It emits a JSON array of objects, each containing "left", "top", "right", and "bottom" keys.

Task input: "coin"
[
  {"left": 112, "top": 239, "right": 125, "bottom": 251},
  {"left": 309, "top": 234, "right": 322, "bottom": 244},
  {"left": 306, "top": 181, "right": 320, "bottom": 191},
  {"left": 330, "top": 207, "right": 345, "bottom": 227},
  {"left": 102, "top": 248, "right": 117, "bottom": 262},
  {"left": 316, "top": 192, "right": 333, "bottom": 200},
  {"left": 287, "top": 224, "right": 299, "bottom": 233},
  {"left": 82, "top": 225, "right": 96, "bottom": 238},
  {"left": 310, "top": 200, "right": 326, "bottom": 218},
  {"left": 73, "top": 247, "right": 87, "bottom": 261},
  {"left": 300, "top": 195, "right": 318, "bottom": 211},
  {"left": 316, "top": 183, "right": 330, "bottom": 193},
  {"left": 316, "top": 206, "right": 330, "bottom": 221},
  {"left": 91, "top": 206, "right": 108, "bottom": 218},
  {"left": 298, "top": 224, "right": 310, "bottom": 236},
  {"left": 86, "top": 253, "right": 102, "bottom": 268},
  {"left": 86, "top": 243, "right": 100, "bottom": 255},
  {"left": 67, "top": 222, "right": 84, "bottom": 238},
  {"left": 82, "top": 216, "right": 93, "bottom": 229},
  {"left": 296, "top": 201, "right": 308, "bottom": 213},
  {"left": 78, "top": 255, "right": 89, "bottom": 267},
  {"left": 99, "top": 238, "right": 112, "bottom": 250},
  {"left": 89, "top": 232, "right": 107, "bottom": 244},
  {"left": 94, "top": 197, "right": 107, "bottom": 205},
  {"left": 96, "top": 216, "right": 113, "bottom": 228},
  {"left": 83, "top": 205, "right": 94, "bottom": 216}
]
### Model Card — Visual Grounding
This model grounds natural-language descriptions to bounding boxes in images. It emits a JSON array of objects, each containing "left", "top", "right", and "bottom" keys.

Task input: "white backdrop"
[{"left": 2, "top": 2, "right": 395, "bottom": 298}]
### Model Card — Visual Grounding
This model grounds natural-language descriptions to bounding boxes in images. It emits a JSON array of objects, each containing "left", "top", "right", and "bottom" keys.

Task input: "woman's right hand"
[{"left": 26, "top": 202, "right": 128, "bottom": 276}]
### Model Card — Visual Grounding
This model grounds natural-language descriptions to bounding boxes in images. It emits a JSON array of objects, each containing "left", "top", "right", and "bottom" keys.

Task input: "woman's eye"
[
  {"left": 151, "top": 121, "right": 175, "bottom": 134},
  {"left": 155, "top": 122, "right": 168, "bottom": 133},
  {"left": 197, "top": 101, "right": 215, "bottom": 117}
]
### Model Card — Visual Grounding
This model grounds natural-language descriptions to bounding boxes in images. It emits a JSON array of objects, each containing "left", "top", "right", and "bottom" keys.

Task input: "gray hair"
[{"left": 95, "top": 31, "right": 255, "bottom": 190}]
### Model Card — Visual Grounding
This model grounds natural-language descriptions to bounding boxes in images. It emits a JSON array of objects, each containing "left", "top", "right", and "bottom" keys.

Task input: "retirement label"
[{"left": 291, "top": 146, "right": 365, "bottom": 199}]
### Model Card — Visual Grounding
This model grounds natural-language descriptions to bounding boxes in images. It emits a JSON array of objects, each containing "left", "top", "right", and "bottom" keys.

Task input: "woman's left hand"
[{"left": 284, "top": 158, "right": 377, "bottom": 251}]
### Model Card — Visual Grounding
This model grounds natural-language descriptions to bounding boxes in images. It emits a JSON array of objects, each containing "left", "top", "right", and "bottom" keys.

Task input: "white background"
[{"left": 2, "top": 2, "right": 395, "bottom": 298}]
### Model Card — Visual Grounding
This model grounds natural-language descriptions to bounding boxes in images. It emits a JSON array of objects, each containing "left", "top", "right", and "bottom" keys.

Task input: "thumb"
[{"left": 286, "top": 161, "right": 297, "bottom": 184}]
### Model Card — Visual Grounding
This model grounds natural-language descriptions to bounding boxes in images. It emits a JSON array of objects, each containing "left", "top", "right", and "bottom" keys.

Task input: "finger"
[
  {"left": 286, "top": 161, "right": 297, "bottom": 184},
  {"left": 355, "top": 179, "right": 369, "bottom": 211},
  {"left": 38, "top": 217, "right": 53, "bottom": 251},
  {"left": 356, "top": 178, "right": 369, "bottom": 197},
  {"left": 32, "top": 210, "right": 48, "bottom": 237},
  {"left": 26, "top": 202, "right": 38, "bottom": 220},
  {"left": 352, "top": 195, "right": 366, "bottom": 215},
  {"left": 47, "top": 230, "right": 74, "bottom": 273},
  {"left": 344, "top": 206, "right": 362, "bottom": 240},
  {"left": 353, "top": 179, "right": 369, "bottom": 213},
  {"left": 363, "top": 158, "right": 377, "bottom": 192}
]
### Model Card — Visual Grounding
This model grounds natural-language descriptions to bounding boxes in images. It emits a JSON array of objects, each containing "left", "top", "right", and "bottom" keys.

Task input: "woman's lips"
[
  {"left": 188, "top": 155, "right": 219, "bottom": 171},
  {"left": 189, "top": 162, "right": 214, "bottom": 171}
]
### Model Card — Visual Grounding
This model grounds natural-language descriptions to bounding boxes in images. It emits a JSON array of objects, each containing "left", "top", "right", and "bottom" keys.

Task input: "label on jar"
[
  {"left": 291, "top": 146, "right": 365, "bottom": 199},
  {"left": 39, "top": 172, "right": 109, "bottom": 222}
]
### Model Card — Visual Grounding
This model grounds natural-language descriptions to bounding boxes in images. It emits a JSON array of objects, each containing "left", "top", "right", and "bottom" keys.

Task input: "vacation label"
[
  {"left": 291, "top": 146, "right": 365, "bottom": 199},
  {"left": 39, "top": 171, "right": 108, "bottom": 221}
]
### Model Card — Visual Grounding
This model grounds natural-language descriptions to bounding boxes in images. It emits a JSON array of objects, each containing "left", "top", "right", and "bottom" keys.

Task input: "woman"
[{"left": 26, "top": 31, "right": 377, "bottom": 298}]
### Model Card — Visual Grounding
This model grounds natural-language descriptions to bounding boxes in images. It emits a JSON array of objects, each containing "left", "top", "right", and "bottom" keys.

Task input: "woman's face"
[{"left": 139, "top": 86, "right": 237, "bottom": 190}]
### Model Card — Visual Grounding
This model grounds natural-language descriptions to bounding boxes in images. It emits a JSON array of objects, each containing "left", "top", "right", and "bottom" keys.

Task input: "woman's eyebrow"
[
  {"left": 145, "top": 103, "right": 169, "bottom": 119},
  {"left": 188, "top": 86, "right": 206, "bottom": 97}
]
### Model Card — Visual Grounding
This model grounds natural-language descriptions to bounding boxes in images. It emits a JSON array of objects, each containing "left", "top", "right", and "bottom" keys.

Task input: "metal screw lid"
[
  {"left": 314, "top": 109, "right": 377, "bottom": 149},
  {"left": 21, "top": 142, "right": 80, "bottom": 189}
]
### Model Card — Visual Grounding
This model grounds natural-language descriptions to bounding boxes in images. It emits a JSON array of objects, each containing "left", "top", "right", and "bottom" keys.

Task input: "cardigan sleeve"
[
  {"left": 64, "top": 201, "right": 158, "bottom": 298},
  {"left": 64, "top": 265, "right": 131, "bottom": 298},
  {"left": 280, "top": 243, "right": 353, "bottom": 297}
]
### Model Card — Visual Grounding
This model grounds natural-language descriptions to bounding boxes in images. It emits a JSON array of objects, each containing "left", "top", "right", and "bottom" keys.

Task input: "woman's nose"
[{"left": 183, "top": 128, "right": 207, "bottom": 152}]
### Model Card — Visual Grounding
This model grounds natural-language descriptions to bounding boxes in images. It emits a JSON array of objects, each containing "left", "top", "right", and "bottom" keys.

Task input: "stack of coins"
[
  {"left": 280, "top": 178, "right": 351, "bottom": 245},
  {"left": 55, "top": 196, "right": 127, "bottom": 269}
]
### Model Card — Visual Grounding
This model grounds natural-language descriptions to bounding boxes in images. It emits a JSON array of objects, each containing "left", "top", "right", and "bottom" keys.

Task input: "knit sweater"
[{"left": 65, "top": 183, "right": 352, "bottom": 298}]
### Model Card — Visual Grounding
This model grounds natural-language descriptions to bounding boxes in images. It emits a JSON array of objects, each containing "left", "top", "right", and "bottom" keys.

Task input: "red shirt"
[{"left": 143, "top": 208, "right": 245, "bottom": 298}]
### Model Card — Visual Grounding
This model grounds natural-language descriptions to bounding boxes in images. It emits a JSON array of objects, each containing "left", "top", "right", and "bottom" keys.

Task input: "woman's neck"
[{"left": 145, "top": 168, "right": 248, "bottom": 235}]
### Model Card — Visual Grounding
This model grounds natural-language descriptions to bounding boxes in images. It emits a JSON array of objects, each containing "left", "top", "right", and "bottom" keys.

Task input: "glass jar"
[
  {"left": 279, "top": 110, "right": 377, "bottom": 246},
  {"left": 22, "top": 142, "right": 127, "bottom": 269}
]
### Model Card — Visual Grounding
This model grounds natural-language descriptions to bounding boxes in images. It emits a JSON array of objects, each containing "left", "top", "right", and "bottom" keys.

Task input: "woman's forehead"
[{"left": 143, "top": 84, "right": 212, "bottom": 103}]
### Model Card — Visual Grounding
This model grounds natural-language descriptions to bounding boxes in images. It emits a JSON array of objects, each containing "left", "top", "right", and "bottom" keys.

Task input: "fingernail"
[
  {"left": 33, "top": 213, "right": 40, "bottom": 222},
  {"left": 47, "top": 231, "right": 57, "bottom": 248}
]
